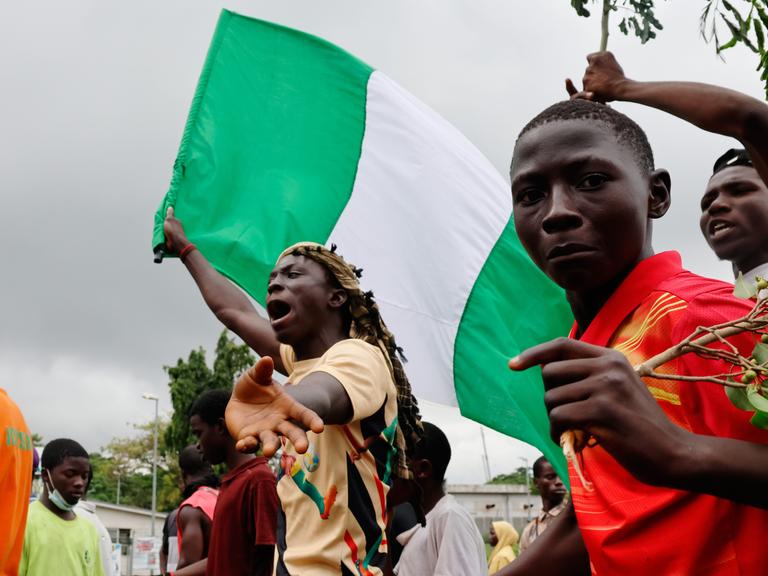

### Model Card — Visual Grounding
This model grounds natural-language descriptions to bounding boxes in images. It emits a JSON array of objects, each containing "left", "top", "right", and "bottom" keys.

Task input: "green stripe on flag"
[
  {"left": 454, "top": 218, "right": 573, "bottom": 479},
  {"left": 153, "top": 10, "right": 373, "bottom": 305}
]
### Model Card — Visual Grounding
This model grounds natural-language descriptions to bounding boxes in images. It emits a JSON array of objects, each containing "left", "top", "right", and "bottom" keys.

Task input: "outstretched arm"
[
  {"left": 163, "top": 207, "right": 284, "bottom": 373},
  {"left": 226, "top": 356, "right": 351, "bottom": 456},
  {"left": 510, "top": 338, "right": 768, "bottom": 508},
  {"left": 566, "top": 51, "right": 768, "bottom": 185},
  {"left": 494, "top": 502, "right": 589, "bottom": 576}
]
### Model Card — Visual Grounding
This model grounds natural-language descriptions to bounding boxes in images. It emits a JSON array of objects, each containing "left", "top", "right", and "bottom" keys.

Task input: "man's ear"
[
  {"left": 648, "top": 169, "right": 671, "bottom": 219},
  {"left": 215, "top": 417, "right": 229, "bottom": 437},
  {"left": 412, "top": 458, "right": 433, "bottom": 481},
  {"left": 328, "top": 288, "right": 348, "bottom": 310}
]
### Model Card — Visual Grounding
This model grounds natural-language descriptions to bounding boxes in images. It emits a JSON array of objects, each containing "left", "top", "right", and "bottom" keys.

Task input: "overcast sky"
[{"left": 1, "top": 1, "right": 762, "bottom": 484}]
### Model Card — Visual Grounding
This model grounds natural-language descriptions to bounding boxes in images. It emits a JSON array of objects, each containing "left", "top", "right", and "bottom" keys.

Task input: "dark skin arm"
[
  {"left": 163, "top": 207, "right": 285, "bottom": 373},
  {"left": 565, "top": 51, "right": 768, "bottom": 186},
  {"left": 252, "top": 546, "right": 276, "bottom": 576},
  {"left": 226, "top": 356, "right": 353, "bottom": 455},
  {"left": 494, "top": 502, "right": 589, "bottom": 576},
  {"left": 173, "top": 559, "right": 206, "bottom": 576},
  {"left": 510, "top": 338, "right": 768, "bottom": 508},
  {"left": 176, "top": 506, "right": 211, "bottom": 569}
]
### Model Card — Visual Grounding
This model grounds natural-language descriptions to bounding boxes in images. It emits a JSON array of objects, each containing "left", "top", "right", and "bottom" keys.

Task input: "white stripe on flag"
[{"left": 329, "top": 71, "right": 512, "bottom": 405}]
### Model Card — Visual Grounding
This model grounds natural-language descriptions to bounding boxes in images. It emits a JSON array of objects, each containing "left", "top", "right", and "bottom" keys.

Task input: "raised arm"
[
  {"left": 163, "top": 207, "right": 284, "bottom": 372},
  {"left": 494, "top": 502, "right": 590, "bottom": 576},
  {"left": 566, "top": 51, "right": 768, "bottom": 185}
]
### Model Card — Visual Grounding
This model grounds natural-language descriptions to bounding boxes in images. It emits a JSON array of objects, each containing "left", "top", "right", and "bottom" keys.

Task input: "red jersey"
[
  {"left": 177, "top": 486, "right": 218, "bottom": 558},
  {"left": 569, "top": 252, "right": 768, "bottom": 575},
  {"left": 206, "top": 457, "right": 278, "bottom": 576}
]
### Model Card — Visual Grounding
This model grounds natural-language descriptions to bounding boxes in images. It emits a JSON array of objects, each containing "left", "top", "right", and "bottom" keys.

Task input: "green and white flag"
[{"left": 153, "top": 10, "right": 573, "bottom": 472}]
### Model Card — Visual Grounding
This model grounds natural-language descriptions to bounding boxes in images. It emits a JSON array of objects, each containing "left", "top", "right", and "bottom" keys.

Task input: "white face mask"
[{"left": 46, "top": 470, "right": 77, "bottom": 512}]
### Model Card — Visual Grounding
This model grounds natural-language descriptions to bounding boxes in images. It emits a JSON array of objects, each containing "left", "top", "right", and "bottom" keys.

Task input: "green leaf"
[
  {"left": 570, "top": 0, "right": 590, "bottom": 17},
  {"left": 746, "top": 384, "right": 768, "bottom": 412},
  {"left": 750, "top": 410, "right": 768, "bottom": 429},
  {"left": 726, "top": 381, "right": 754, "bottom": 411},
  {"left": 753, "top": 342, "right": 768, "bottom": 365},
  {"left": 755, "top": 20, "right": 765, "bottom": 53},
  {"left": 734, "top": 272, "right": 758, "bottom": 299}
]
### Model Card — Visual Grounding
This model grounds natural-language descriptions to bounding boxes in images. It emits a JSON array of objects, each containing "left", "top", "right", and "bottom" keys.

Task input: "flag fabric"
[{"left": 153, "top": 10, "right": 573, "bottom": 475}]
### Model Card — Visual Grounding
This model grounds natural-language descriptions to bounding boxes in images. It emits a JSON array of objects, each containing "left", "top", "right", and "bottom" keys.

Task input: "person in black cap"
[{"left": 565, "top": 52, "right": 768, "bottom": 280}]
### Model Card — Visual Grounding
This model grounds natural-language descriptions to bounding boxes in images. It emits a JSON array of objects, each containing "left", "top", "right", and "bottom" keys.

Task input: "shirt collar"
[
  {"left": 742, "top": 262, "right": 768, "bottom": 283},
  {"left": 569, "top": 251, "right": 683, "bottom": 346}
]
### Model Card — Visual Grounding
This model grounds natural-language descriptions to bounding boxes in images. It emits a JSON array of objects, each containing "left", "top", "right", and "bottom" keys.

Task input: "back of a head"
[
  {"left": 190, "top": 389, "right": 231, "bottom": 425},
  {"left": 41, "top": 438, "right": 88, "bottom": 471},
  {"left": 416, "top": 421, "right": 451, "bottom": 482},
  {"left": 179, "top": 445, "right": 212, "bottom": 476},
  {"left": 513, "top": 99, "right": 655, "bottom": 175}
]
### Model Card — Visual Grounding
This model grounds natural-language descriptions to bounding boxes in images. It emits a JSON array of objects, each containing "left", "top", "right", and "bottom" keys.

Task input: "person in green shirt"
[{"left": 20, "top": 438, "right": 104, "bottom": 576}]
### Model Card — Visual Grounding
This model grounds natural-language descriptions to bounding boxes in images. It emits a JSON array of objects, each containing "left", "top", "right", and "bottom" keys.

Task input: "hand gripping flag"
[{"left": 153, "top": 10, "right": 573, "bottom": 476}]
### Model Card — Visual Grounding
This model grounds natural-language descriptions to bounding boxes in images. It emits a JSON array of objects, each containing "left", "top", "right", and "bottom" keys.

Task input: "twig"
[{"left": 599, "top": 0, "right": 612, "bottom": 50}]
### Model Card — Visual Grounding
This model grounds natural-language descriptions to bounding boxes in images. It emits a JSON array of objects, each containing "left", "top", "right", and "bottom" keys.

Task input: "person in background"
[
  {"left": 394, "top": 422, "right": 486, "bottom": 576},
  {"left": 175, "top": 445, "right": 219, "bottom": 571},
  {"left": 174, "top": 390, "right": 278, "bottom": 576},
  {"left": 20, "top": 438, "right": 104, "bottom": 575},
  {"left": 488, "top": 521, "right": 518, "bottom": 574},
  {"left": 160, "top": 508, "right": 179, "bottom": 576},
  {"left": 0, "top": 388, "right": 34, "bottom": 575},
  {"left": 518, "top": 456, "right": 566, "bottom": 554},
  {"left": 75, "top": 467, "right": 114, "bottom": 576}
]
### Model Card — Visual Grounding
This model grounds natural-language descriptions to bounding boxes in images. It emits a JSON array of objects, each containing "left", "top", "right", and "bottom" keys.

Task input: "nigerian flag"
[{"left": 153, "top": 10, "right": 573, "bottom": 473}]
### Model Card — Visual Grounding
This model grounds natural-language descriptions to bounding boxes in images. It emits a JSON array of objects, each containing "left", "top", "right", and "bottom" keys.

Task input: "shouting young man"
[
  {"left": 164, "top": 214, "right": 422, "bottom": 575},
  {"left": 499, "top": 88, "right": 768, "bottom": 574}
]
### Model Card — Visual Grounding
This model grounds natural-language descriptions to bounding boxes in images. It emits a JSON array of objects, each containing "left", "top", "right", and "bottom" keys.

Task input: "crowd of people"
[{"left": 3, "top": 51, "right": 768, "bottom": 575}]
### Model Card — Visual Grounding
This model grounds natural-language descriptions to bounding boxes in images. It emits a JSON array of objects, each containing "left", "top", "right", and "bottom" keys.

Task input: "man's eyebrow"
[{"left": 512, "top": 155, "right": 618, "bottom": 187}]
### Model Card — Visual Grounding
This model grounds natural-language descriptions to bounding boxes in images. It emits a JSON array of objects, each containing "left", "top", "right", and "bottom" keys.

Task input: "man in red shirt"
[
  {"left": 175, "top": 390, "right": 278, "bottom": 576},
  {"left": 499, "top": 61, "right": 768, "bottom": 574}
]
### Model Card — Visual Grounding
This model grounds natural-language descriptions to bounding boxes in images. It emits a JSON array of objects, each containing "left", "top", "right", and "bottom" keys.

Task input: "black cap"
[{"left": 712, "top": 148, "right": 753, "bottom": 175}]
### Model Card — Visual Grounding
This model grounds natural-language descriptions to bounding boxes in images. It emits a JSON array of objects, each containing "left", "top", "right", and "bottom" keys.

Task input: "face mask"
[{"left": 46, "top": 470, "right": 77, "bottom": 512}]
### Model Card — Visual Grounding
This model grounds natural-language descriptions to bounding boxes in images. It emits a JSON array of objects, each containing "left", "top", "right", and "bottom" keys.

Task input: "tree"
[
  {"left": 570, "top": 0, "right": 663, "bottom": 50},
  {"left": 700, "top": 0, "right": 768, "bottom": 98},
  {"left": 164, "top": 330, "right": 255, "bottom": 455},
  {"left": 568, "top": 1, "right": 768, "bottom": 98},
  {"left": 89, "top": 418, "right": 181, "bottom": 511}
]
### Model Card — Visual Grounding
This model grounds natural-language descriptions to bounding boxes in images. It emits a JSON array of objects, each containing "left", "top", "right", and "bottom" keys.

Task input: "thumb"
[
  {"left": 250, "top": 356, "right": 275, "bottom": 386},
  {"left": 565, "top": 78, "right": 578, "bottom": 96},
  {"left": 166, "top": 205, "right": 174, "bottom": 219}
]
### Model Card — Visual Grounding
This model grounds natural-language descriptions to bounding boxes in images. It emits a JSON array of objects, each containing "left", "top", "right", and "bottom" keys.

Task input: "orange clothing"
[
  {"left": 569, "top": 252, "right": 768, "bottom": 575},
  {"left": 0, "top": 388, "right": 33, "bottom": 576}
]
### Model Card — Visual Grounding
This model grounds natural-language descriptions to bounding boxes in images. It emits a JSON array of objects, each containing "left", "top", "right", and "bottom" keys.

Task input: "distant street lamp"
[{"left": 141, "top": 393, "right": 159, "bottom": 538}]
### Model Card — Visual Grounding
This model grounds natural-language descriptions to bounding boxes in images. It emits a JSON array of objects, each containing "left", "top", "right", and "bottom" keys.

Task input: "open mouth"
[
  {"left": 266, "top": 299, "right": 293, "bottom": 328},
  {"left": 709, "top": 220, "right": 734, "bottom": 239}
]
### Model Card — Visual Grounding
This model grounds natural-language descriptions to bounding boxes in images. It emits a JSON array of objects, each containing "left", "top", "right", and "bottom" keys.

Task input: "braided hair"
[{"left": 278, "top": 242, "right": 423, "bottom": 479}]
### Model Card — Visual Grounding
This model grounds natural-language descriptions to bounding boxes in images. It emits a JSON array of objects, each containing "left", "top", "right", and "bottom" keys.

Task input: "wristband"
[{"left": 179, "top": 243, "right": 197, "bottom": 262}]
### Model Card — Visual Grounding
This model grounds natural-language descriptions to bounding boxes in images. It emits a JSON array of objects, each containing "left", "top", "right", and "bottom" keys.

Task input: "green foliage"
[
  {"left": 569, "top": 0, "right": 664, "bottom": 45},
  {"left": 164, "top": 330, "right": 255, "bottom": 455},
  {"left": 701, "top": 0, "right": 768, "bottom": 98},
  {"left": 89, "top": 418, "right": 181, "bottom": 511},
  {"left": 487, "top": 466, "right": 539, "bottom": 493}
]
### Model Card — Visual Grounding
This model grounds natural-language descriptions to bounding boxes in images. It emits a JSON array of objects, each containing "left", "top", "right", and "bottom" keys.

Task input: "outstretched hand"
[
  {"left": 565, "top": 51, "right": 629, "bottom": 103},
  {"left": 509, "top": 338, "right": 686, "bottom": 486},
  {"left": 226, "top": 357, "right": 325, "bottom": 457},
  {"left": 163, "top": 206, "right": 191, "bottom": 254}
]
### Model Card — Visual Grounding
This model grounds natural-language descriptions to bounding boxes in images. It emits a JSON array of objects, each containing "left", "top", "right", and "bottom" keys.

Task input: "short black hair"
[
  {"left": 189, "top": 389, "right": 230, "bottom": 425},
  {"left": 532, "top": 455, "right": 550, "bottom": 478},
  {"left": 514, "top": 99, "right": 655, "bottom": 174},
  {"left": 415, "top": 422, "right": 451, "bottom": 482},
  {"left": 179, "top": 445, "right": 213, "bottom": 476},
  {"left": 41, "top": 438, "right": 89, "bottom": 471}
]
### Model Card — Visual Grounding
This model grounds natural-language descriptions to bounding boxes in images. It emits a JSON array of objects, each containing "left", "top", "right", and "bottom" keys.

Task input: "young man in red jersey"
[{"left": 498, "top": 59, "right": 768, "bottom": 575}]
